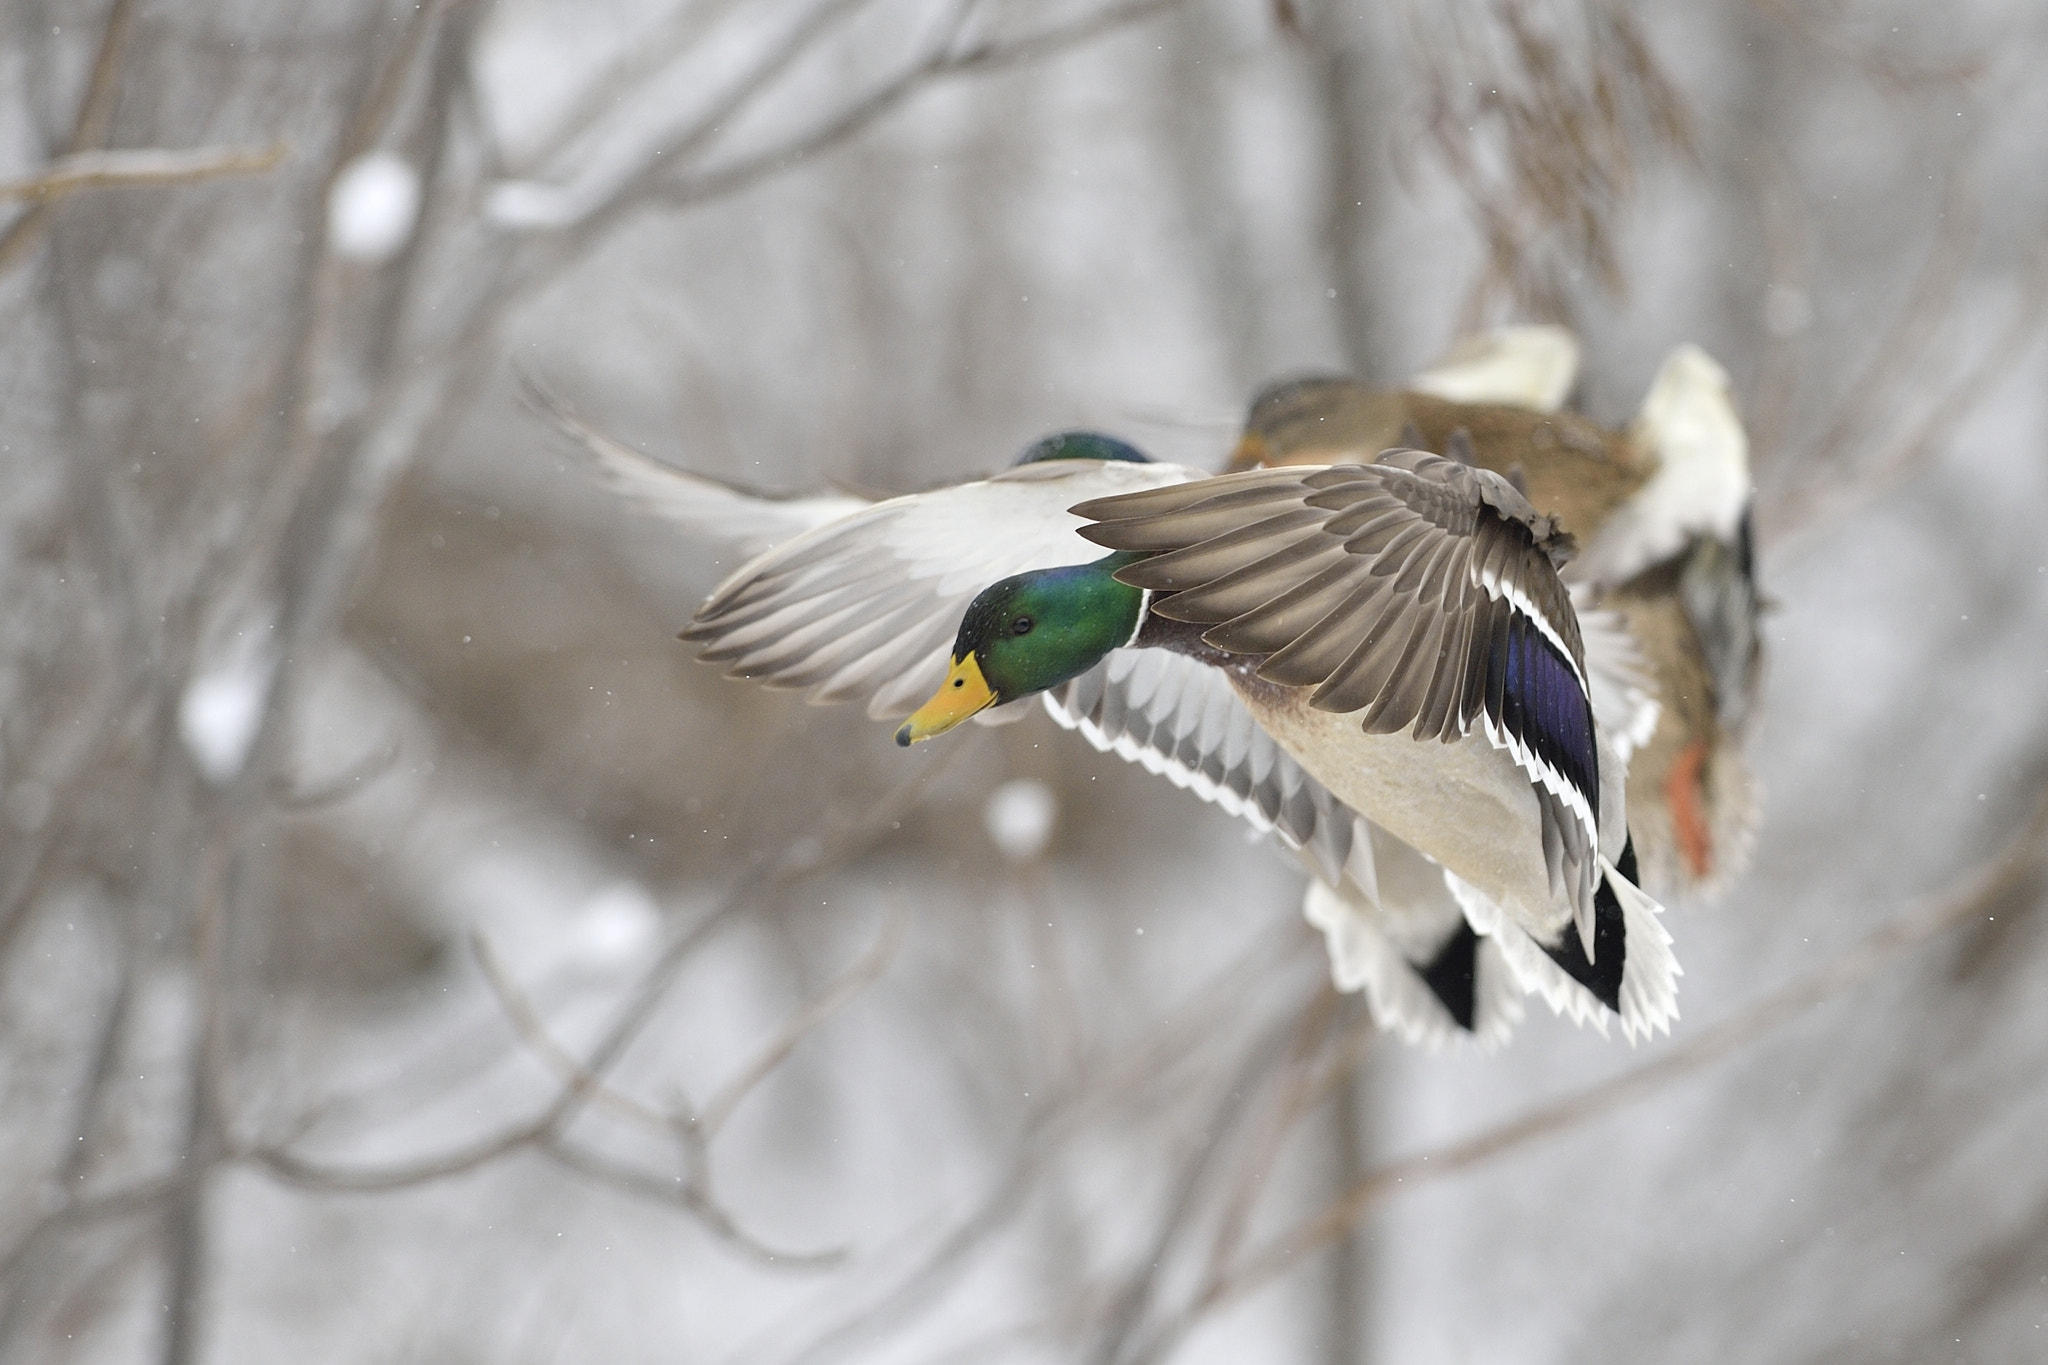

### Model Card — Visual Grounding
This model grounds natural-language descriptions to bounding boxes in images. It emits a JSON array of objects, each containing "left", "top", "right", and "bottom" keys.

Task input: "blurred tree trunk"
[{"left": 1303, "top": 6, "right": 1389, "bottom": 1361}]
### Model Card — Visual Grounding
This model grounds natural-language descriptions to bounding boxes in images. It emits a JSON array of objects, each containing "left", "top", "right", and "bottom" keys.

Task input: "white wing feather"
[
  {"left": 687, "top": 460, "right": 1202, "bottom": 719},
  {"left": 548, "top": 401, "right": 868, "bottom": 563}
]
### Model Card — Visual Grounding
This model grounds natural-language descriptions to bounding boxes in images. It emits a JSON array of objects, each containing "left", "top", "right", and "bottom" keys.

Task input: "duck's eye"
[{"left": 1011, "top": 616, "right": 1034, "bottom": 636}]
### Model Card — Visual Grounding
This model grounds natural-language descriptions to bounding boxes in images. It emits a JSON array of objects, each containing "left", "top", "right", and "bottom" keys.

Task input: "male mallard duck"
[
  {"left": 1231, "top": 332, "right": 1761, "bottom": 901},
  {"left": 656, "top": 419, "right": 1678, "bottom": 1044}
]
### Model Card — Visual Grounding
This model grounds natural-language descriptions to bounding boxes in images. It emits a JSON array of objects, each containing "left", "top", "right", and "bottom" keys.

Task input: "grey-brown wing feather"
[
  {"left": 1075, "top": 453, "right": 1583, "bottom": 738},
  {"left": 1073, "top": 451, "right": 1602, "bottom": 921}
]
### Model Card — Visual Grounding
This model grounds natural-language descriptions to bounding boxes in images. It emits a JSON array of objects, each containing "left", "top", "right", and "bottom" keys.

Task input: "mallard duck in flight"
[
  {"left": 614, "top": 410, "right": 1679, "bottom": 1045},
  {"left": 542, "top": 325, "right": 1716, "bottom": 1047},
  {"left": 868, "top": 449, "right": 1676, "bottom": 1036}
]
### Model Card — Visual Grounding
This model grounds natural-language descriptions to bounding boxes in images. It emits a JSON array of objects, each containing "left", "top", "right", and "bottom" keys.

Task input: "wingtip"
[
  {"left": 1457, "top": 865, "right": 1681, "bottom": 1041},
  {"left": 1303, "top": 879, "right": 1523, "bottom": 1051}
]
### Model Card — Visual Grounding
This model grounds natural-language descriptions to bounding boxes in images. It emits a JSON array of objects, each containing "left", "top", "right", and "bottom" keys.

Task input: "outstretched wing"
[
  {"left": 682, "top": 459, "right": 1200, "bottom": 718},
  {"left": 536, "top": 392, "right": 868, "bottom": 565},
  {"left": 1074, "top": 452, "right": 1603, "bottom": 927}
]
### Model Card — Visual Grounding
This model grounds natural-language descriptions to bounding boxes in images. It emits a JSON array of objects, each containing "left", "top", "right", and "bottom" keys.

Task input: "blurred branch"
[
  {"left": 471, "top": 933, "right": 676, "bottom": 1129},
  {"left": 1121, "top": 784, "right": 2048, "bottom": 1362},
  {"left": 1748, "top": 0, "right": 1986, "bottom": 90},
  {"left": 1796, "top": 169, "right": 1981, "bottom": 478},
  {"left": 470, "top": 895, "right": 901, "bottom": 1141},
  {"left": 1740, "top": 143, "right": 1816, "bottom": 472},
  {"left": 0, "top": 898, "right": 132, "bottom": 1346},
  {"left": 518, "top": 0, "right": 882, "bottom": 196},
  {"left": 0, "top": 1172, "right": 193, "bottom": 1285},
  {"left": 336, "top": 0, "right": 468, "bottom": 164},
  {"left": 1197, "top": 988, "right": 1341, "bottom": 1288},
  {"left": 251, "top": 887, "right": 752, "bottom": 1192},
  {"left": 1768, "top": 233, "right": 2048, "bottom": 547},
  {"left": 1087, "top": 1002, "right": 1317, "bottom": 1365},
  {"left": 0, "top": 0, "right": 136, "bottom": 273},
  {"left": 476, "top": 922, "right": 859, "bottom": 1270},
  {"left": 647, "top": 0, "right": 1183, "bottom": 211},
  {"left": 537, "top": 1136, "right": 845, "bottom": 1268},
  {"left": 516, "top": 0, "right": 758, "bottom": 172},
  {"left": 697, "top": 900, "right": 905, "bottom": 1140},
  {"left": 499, "top": 0, "right": 1181, "bottom": 235},
  {"left": 162, "top": 826, "right": 241, "bottom": 1365},
  {"left": 775, "top": 925, "right": 1309, "bottom": 1365},
  {"left": 1406, "top": 0, "right": 1694, "bottom": 327},
  {"left": 248, "top": 735, "right": 969, "bottom": 1194},
  {"left": 0, "top": 144, "right": 291, "bottom": 203},
  {"left": 487, "top": 0, "right": 929, "bottom": 230}
]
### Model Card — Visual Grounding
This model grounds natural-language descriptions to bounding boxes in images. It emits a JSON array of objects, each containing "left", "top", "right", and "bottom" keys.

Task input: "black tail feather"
[
  {"left": 1540, "top": 833, "right": 1638, "bottom": 1014},
  {"left": 1417, "top": 920, "right": 1480, "bottom": 1032}
]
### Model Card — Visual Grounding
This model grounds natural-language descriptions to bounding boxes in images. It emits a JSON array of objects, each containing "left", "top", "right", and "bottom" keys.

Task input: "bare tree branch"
[
  {"left": 513, "top": 0, "right": 761, "bottom": 173},
  {"left": 538, "top": 1136, "right": 847, "bottom": 1269},
  {"left": 0, "top": 144, "right": 290, "bottom": 203},
  {"left": 698, "top": 900, "right": 906, "bottom": 1139},
  {"left": 0, "top": 0, "right": 137, "bottom": 273},
  {"left": 248, "top": 736, "right": 972, "bottom": 1194}
]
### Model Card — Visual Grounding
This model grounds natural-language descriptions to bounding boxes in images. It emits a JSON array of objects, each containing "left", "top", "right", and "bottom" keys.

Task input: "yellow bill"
[{"left": 896, "top": 653, "right": 996, "bottom": 745}]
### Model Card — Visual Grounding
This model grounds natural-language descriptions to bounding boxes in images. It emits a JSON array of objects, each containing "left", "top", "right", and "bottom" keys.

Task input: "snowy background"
[{"left": 2, "top": 1, "right": 2046, "bottom": 1362}]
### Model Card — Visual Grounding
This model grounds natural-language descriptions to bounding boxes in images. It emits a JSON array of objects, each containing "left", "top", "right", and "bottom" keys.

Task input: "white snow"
[
  {"left": 482, "top": 179, "right": 588, "bottom": 230},
  {"left": 566, "top": 880, "right": 662, "bottom": 971},
  {"left": 178, "top": 649, "right": 275, "bottom": 784},
  {"left": 983, "top": 778, "right": 1058, "bottom": 862},
  {"left": 327, "top": 152, "right": 421, "bottom": 263}
]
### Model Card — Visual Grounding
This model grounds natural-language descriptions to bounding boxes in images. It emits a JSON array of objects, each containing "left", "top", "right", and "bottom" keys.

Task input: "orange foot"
[{"left": 1666, "top": 738, "right": 1714, "bottom": 882}]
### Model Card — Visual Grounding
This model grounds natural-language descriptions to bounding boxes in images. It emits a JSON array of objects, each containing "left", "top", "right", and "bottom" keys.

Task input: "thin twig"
[
  {"left": 770, "top": 925, "right": 1309, "bottom": 1365},
  {"left": 1087, "top": 1004, "right": 1319, "bottom": 1365},
  {"left": 471, "top": 932, "right": 675, "bottom": 1130},
  {"left": 514, "top": 0, "right": 760, "bottom": 173},
  {"left": 0, "top": 0, "right": 136, "bottom": 273},
  {"left": 1768, "top": 239, "right": 2048, "bottom": 548},
  {"left": 0, "top": 144, "right": 290, "bottom": 202},
  {"left": 0, "top": 895, "right": 133, "bottom": 1348},
  {"left": 1747, "top": 0, "right": 1985, "bottom": 90},
  {"left": 643, "top": 0, "right": 1183, "bottom": 213},
  {"left": 698, "top": 901, "right": 907, "bottom": 1140},
  {"left": 502, "top": 0, "right": 878, "bottom": 226},
  {"left": 1197, "top": 986, "right": 1340, "bottom": 1288},
  {"left": 538, "top": 1136, "right": 846, "bottom": 1269},
  {"left": 1793, "top": 169, "right": 1981, "bottom": 485}
]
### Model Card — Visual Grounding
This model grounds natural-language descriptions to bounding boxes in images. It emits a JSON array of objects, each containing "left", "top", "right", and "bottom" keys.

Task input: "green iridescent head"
[
  {"left": 1012, "top": 431, "right": 1151, "bottom": 466},
  {"left": 896, "top": 553, "right": 1146, "bottom": 745}
]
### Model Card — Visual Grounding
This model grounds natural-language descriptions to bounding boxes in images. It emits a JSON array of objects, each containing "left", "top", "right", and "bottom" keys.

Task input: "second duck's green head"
[{"left": 896, "top": 554, "right": 1144, "bottom": 745}]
